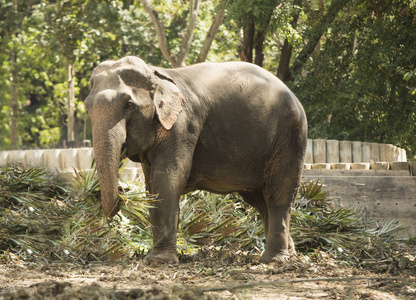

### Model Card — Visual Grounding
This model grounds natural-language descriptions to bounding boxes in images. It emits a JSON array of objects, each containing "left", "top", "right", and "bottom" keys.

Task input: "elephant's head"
[{"left": 84, "top": 56, "right": 184, "bottom": 217}]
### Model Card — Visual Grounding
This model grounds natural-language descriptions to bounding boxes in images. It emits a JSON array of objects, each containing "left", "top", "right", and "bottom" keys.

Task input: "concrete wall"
[
  {"left": 0, "top": 148, "right": 143, "bottom": 182},
  {"left": 1, "top": 142, "right": 414, "bottom": 237},
  {"left": 305, "top": 139, "right": 407, "bottom": 164},
  {"left": 0, "top": 140, "right": 407, "bottom": 173},
  {"left": 303, "top": 167, "right": 416, "bottom": 237},
  {"left": 0, "top": 141, "right": 411, "bottom": 183},
  {"left": 1, "top": 147, "right": 413, "bottom": 175}
]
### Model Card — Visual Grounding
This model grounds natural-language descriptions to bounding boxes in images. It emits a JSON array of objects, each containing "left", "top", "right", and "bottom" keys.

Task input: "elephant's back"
[
  {"left": 170, "top": 61, "right": 299, "bottom": 111},
  {"left": 170, "top": 61, "right": 306, "bottom": 147}
]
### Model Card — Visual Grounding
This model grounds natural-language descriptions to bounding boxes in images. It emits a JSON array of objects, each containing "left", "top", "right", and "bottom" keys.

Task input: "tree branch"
[
  {"left": 196, "top": 0, "right": 226, "bottom": 63},
  {"left": 139, "top": 0, "right": 176, "bottom": 66},
  {"left": 291, "top": 0, "right": 351, "bottom": 77},
  {"left": 276, "top": 38, "right": 293, "bottom": 81},
  {"left": 276, "top": 0, "right": 301, "bottom": 81},
  {"left": 177, "top": 0, "right": 202, "bottom": 67}
]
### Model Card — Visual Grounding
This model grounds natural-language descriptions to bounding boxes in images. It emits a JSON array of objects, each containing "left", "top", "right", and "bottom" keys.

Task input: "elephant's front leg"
[{"left": 143, "top": 156, "right": 191, "bottom": 265}]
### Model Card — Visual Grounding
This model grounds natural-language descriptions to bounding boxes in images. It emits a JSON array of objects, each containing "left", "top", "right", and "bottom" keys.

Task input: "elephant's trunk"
[{"left": 92, "top": 119, "right": 126, "bottom": 218}]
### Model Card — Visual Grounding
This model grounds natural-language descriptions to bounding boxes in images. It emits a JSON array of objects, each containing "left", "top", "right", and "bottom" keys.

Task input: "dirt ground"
[{"left": 1, "top": 249, "right": 415, "bottom": 300}]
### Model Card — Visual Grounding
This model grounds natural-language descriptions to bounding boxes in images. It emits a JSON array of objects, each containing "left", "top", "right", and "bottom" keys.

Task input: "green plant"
[
  {"left": 177, "top": 191, "right": 264, "bottom": 254},
  {"left": 292, "top": 179, "right": 411, "bottom": 269},
  {"left": 0, "top": 164, "right": 154, "bottom": 262},
  {"left": 1, "top": 165, "right": 413, "bottom": 271}
]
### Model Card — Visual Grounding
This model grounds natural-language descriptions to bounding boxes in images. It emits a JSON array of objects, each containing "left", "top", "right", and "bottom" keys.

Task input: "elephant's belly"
[
  {"left": 196, "top": 180, "right": 258, "bottom": 194},
  {"left": 185, "top": 129, "right": 269, "bottom": 194},
  {"left": 184, "top": 162, "right": 262, "bottom": 194}
]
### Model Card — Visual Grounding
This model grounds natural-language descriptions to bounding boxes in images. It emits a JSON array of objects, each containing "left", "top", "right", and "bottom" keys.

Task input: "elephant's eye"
[{"left": 124, "top": 100, "right": 134, "bottom": 110}]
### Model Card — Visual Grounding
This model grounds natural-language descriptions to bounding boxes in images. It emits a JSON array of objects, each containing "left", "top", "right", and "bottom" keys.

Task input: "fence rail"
[{"left": 0, "top": 140, "right": 409, "bottom": 181}]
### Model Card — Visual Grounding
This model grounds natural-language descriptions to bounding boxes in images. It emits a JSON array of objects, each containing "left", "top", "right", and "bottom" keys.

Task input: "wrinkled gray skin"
[{"left": 84, "top": 56, "right": 307, "bottom": 265}]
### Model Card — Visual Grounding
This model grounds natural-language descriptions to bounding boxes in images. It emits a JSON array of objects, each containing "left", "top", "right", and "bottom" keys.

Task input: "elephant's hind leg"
[
  {"left": 239, "top": 189, "right": 269, "bottom": 238},
  {"left": 259, "top": 147, "right": 304, "bottom": 264}
]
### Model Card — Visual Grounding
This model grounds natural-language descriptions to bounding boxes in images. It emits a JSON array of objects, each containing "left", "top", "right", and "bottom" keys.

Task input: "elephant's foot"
[
  {"left": 259, "top": 250, "right": 291, "bottom": 264},
  {"left": 143, "top": 249, "right": 179, "bottom": 265},
  {"left": 288, "top": 247, "right": 297, "bottom": 256},
  {"left": 288, "top": 237, "right": 297, "bottom": 256}
]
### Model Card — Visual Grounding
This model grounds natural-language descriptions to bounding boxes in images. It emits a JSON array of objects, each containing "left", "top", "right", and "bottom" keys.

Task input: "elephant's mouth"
[
  {"left": 121, "top": 142, "right": 143, "bottom": 163},
  {"left": 121, "top": 143, "right": 128, "bottom": 159},
  {"left": 118, "top": 185, "right": 125, "bottom": 195}
]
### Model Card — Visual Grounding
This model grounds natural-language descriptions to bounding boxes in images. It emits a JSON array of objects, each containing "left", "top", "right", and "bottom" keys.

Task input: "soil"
[{"left": 1, "top": 249, "right": 415, "bottom": 300}]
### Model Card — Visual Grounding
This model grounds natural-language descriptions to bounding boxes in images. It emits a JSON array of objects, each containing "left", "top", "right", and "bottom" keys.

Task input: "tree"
[
  {"left": 196, "top": 0, "right": 227, "bottom": 63},
  {"left": 227, "top": 0, "right": 279, "bottom": 66},
  {"left": 228, "top": 0, "right": 350, "bottom": 76},
  {"left": 293, "top": 0, "right": 416, "bottom": 155},
  {"left": 0, "top": 0, "right": 42, "bottom": 149},
  {"left": 0, "top": 0, "right": 414, "bottom": 156},
  {"left": 0, "top": 0, "right": 166, "bottom": 149},
  {"left": 39, "top": 0, "right": 125, "bottom": 146},
  {"left": 9, "top": 0, "right": 19, "bottom": 150},
  {"left": 41, "top": 0, "right": 89, "bottom": 146},
  {"left": 289, "top": 0, "right": 351, "bottom": 80},
  {"left": 139, "top": 0, "right": 227, "bottom": 67}
]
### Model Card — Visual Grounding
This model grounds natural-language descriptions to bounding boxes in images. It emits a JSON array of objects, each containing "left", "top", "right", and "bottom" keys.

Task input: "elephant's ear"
[{"left": 153, "top": 70, "right": 185, "bottom": 130}]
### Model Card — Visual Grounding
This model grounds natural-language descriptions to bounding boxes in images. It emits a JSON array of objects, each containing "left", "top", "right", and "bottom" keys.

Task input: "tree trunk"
[
  {"left": 275, "top": 0, "right": 302, "bottom": 81},
  {"left": 141, "top": 0, "right": 207, "bottom": 67},
  {"left": 254, "top": 6, "right": 274, "bottom": 67},
  {"left": 10, "top": 48, "right": 18, "bottom": 150},
  {"left": 241, "top": 19, "right": 255, "bottom": 63},
  {"left": 276, "top": 39, "right": 293, "bottom": 82},
  {"left": 10, "top": 0, "right": 18, "bottom": 150},
  {"left": 65, "top": 57, "right": 76, "bottom": 146},
  {"left": 254, "top": 29, "right": 266, "bottom": 66}
]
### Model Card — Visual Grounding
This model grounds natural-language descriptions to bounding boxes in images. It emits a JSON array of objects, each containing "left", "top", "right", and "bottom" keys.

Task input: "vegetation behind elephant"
[{"left": 84, "top": 56, "right": 307, "bottom": 265}]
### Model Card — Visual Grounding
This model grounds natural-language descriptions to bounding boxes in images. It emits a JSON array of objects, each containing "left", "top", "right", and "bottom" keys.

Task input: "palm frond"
[{"left": 1, "top": 166, "right": 413, "bottom": 271}]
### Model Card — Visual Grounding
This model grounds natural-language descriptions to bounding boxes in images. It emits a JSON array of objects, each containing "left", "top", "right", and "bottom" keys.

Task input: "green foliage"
[
  {"left": 293, "top": 180, "right": 410, "bottom": 267},
  {"left": 0, "top": 165, "right": 154, "bottom": 262},
  {"left": 0, "top": 165, "right": 413, "bottom": 270},
  {"left": 0, "top": 0, "right": 163, "bottom": 149},
  {"left": 178, "top": 191, "right": 264, "bottom": 254},
  {"left": 292, "top": 0, "right": 416, "bottom": 155},
  {"left": 0, "top": 166, "right": 70, "bottom": 258},
  {"left": 227, "top": 0, "right": 279, "bottom": 29},
  {"left": 1, "top": 0, "right": 415, "bottom": 155}
]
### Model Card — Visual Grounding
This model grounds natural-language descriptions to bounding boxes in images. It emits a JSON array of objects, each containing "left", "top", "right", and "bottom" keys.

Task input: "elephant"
[{"left": 84, "top": 56, "right": 307, "bottom": 265}]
